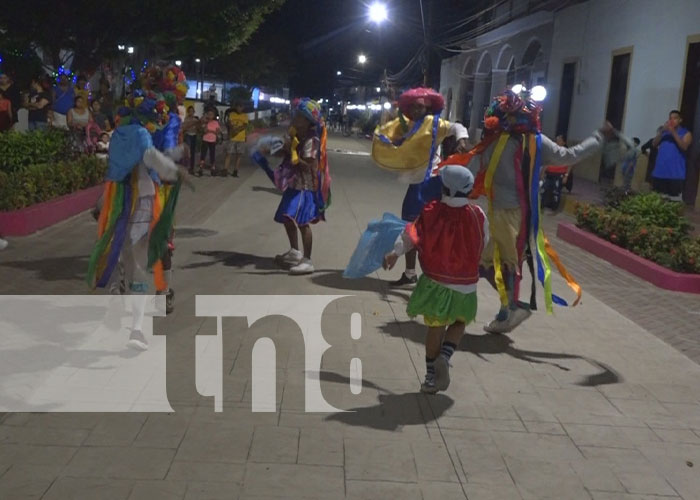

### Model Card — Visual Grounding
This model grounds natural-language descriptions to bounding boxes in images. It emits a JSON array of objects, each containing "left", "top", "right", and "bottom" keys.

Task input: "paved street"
[{"left": 1, "top": 134, "right": 700, "bottom": 500}]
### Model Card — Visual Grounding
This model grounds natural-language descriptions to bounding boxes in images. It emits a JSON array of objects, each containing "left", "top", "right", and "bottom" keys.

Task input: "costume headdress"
[{"left": 483, "top": 89, "right": 541, "bottom": 135}]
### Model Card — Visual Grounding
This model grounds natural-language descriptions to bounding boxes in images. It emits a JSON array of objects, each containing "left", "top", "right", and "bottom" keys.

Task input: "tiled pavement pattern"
[{"left": 0, "top": 135, "right": 698, "bottom": 499}]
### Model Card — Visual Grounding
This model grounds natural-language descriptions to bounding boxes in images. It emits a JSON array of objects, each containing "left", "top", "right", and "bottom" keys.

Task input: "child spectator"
[{"left": 198, "top": 109, "right": 223, "bottom": 176}]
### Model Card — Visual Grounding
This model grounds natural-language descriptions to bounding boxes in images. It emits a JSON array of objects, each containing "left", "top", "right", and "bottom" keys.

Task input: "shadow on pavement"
[
  {"left": 173, "top": 227, "right": 219, "bottom": 239},
  {"left": 325, "top": 392, "right": 453, "bottom": 431},
  {"left": 319, "top": 370, "right": 452, "bottom": 430},
  {"left": 182, "top": 251, "right": 279, "bottom": 271},
  {"left": 379, "top": 321, "right": 622, "bottom": 387},
  {"left": 0, "top": 255, "right": 88, "bottom": 282},
  {"left": 310, "top": 269, "right": 411, "bottom": 301}
]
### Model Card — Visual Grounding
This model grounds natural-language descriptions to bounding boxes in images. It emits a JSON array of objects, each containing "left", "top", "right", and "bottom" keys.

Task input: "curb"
[
  {"left": 0, "top": 185, "right": 103, "bottom": 237},
  {"left": 557, "top": 222, "right": 700, "bottom": 294}
]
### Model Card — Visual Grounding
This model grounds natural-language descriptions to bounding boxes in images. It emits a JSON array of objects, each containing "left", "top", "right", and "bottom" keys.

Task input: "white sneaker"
[
  {"left": 289, "top": 258, "right": 315, "bottom": 275},
  {"left": 275, "top": 248, "right": 302, "bottom": 267},
  {"left": 506, "top": 307, "right": 532, "bottom": 331},
  {"left": 0, "top": 238, "right": 7, "bottom": 250},
  {"left": 127, "top": 330, "right": 149, "bottom": 351}
]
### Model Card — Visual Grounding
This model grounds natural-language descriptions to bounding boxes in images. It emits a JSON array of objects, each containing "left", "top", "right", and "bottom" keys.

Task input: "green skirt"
[{"left": 407, "top": 275, "right": 478, "bottom": 327}]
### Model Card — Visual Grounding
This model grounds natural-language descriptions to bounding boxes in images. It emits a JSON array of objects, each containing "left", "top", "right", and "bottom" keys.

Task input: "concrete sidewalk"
[{"left": 0, "top": 137, "right": 699, "bottom": 499}]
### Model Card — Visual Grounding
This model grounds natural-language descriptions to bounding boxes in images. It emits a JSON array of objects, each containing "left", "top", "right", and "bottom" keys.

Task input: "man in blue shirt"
[{"left": 651, "top": 110, "right": 693, "bottom": 201}]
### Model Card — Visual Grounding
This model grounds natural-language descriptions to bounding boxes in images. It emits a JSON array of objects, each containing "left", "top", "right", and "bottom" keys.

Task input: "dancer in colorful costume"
[
  {"left": 372, "top": 87, "right": 469, "bottom": 287},
  {"left": 87, "top": 65, "right": 187, "bottom": 350},
  {"left": 447, "top": 88, "right": 612, "bottom": 334},
  {"left": 384, "top": 165, "right": 487, "bottom": 393},
  {"left": 273, "top": 98, "right": 331, "bottom": 275}
]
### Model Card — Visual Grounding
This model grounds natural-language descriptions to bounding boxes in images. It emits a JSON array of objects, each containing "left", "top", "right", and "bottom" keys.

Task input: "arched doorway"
[{"left": 519, "top": 39, "right": 545, "bottom": 87}]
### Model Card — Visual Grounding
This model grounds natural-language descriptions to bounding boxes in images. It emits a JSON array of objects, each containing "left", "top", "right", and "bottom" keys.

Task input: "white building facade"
[{"left": 440, "top": 0, "right": 700, "bottom": 207}]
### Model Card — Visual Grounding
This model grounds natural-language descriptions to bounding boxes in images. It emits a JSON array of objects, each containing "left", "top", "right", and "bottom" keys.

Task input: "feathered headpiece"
[
  {"left": 484, "top": 89, "right": 541, "bottom": 134},
  {"left": 116, "top": 64, "right": 189, "bottom": 133}
]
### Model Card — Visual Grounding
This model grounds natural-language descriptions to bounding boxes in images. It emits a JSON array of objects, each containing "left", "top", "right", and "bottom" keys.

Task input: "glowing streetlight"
[
  {"left": 368, "top": 2, "right": 388, "bottom": 24},
  {"left": 383, "top": 102, "right": 392, "bottom": 110},
  {"left": 127, "top": 46, "right": 134, "bottom": 54},
  {"left": 531, "top": 85, "right": 547, "bottom": 102},
  {"left": 358, "top": 54, "right": 367, "bottom": 64},
  {"left": 175, "top": 60, "right": 182, "bottom": 67},
  {"left": 376, "top": 87, "right": 381, "bottom": 92},
  {"left": 195, "top": 58, "right": 201, "bottom": 63},
  {"left": 337, "top": 70, "right": 342, "bottom": 76}
]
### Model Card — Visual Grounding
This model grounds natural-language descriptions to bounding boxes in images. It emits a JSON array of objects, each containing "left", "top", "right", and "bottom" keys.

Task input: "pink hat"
[{"left": 398, "top": 87, "right": 444, "bottom": 119}]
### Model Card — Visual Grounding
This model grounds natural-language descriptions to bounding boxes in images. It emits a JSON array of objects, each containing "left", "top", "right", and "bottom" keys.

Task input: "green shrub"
[
  {"left": 0, "top": 129, "right": 77, "bottom": 173},
  {"left": 602, "top": 186, "right": 634, "bottom": 208},
  {"left": 0, "top": 156, "right": 106, "bottom": 211},
  {"left": 575, "top": 193, "right": 700, "bottom": 274}
]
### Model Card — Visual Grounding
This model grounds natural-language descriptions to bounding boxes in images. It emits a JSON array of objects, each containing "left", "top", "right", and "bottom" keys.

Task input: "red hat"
[{"left": 398, "top": 87, "right": 444, "bottom": 120}]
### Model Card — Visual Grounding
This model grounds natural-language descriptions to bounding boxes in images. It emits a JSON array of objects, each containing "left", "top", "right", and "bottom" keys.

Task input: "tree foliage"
[{"left": 0, "top": 0, "right": 285, "bottom": 72}]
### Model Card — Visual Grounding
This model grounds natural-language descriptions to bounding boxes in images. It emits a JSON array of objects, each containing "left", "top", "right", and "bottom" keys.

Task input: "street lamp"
[
  {"left": 195, "top": 58, "right": 201, "bottom": 63},
  {"left": 175, "top": 60, "right": 182, "bottom": 67},
  {"left": 337, "top": 70, "right": 342, "bottom": 76},
  {"left": 358, "top": 54, "right": 367, "bottom": 64},
  {"left": 127, "top": 46, "right": 134, "bottom": 54},
  {"left": 368, "top": 2, "right": 388, "bottom": 24}
]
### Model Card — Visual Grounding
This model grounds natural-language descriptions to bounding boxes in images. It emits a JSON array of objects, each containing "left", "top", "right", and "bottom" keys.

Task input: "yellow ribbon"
[{"left": 484, "top": 133, "right": 510, "bottom": 307}]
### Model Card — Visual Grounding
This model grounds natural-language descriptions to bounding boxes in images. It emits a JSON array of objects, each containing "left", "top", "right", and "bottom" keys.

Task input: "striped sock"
[
  {"left": 425, "top": 356, "right": 436, "bottom": 381},
  {"left": 440, "top": 341, "right": 457, "bottom": 361}
]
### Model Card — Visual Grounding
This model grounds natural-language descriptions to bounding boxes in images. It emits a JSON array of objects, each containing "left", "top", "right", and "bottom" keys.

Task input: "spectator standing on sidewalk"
[
  {"left": 619, "top": 135, "right": 641, "bottom": 192},
  {"left": 74, "top": 75, "right": 90, "bottom": 105},
  {"left": 0, "top": 90, "right": 13, "bottom": 132},
  {"left": 0, "top": 72, "right": 21, "bottom": 128},
  {"left": 224, "top": 102, "right": 249, "bottom": 177},
  {"left": 651, "top": 110, "right": 693, "bottom": 201},
  {"left": 52, "top": 75, "right": 75, "bottom": 128},
  {"left": 27, "top": 75, "right": 52, "bottom": 131},
  {"left": 91, "top": 99, "right": 111, "bottom": 132},
  {"left": 182, "top": 105, "right": 200, "bottom": 174},
  {"left": 198, "top": 108, "right": 223, "bottom": 176}
]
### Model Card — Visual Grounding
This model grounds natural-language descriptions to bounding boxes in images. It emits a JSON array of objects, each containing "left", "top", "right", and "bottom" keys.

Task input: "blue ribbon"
[{"left": 529, "top": 133, "right": 567, "bottom": 307}]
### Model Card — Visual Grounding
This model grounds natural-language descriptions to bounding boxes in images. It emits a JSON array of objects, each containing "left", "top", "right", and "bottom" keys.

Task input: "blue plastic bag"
[{"left": 344, "top": 213, "right": 408, "bottom": 279}]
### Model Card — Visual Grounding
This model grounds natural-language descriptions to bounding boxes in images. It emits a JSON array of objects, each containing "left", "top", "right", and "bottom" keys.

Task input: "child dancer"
[
  {"left": 274, "top": 99, "right": 330, "bottom": 275},
  {"left": 384, "top": 166, "right": 487, "bottom": 393}
]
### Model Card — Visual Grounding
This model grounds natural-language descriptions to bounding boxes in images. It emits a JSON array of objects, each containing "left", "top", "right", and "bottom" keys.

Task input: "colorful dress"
[
  {"left": 274, "top": 136, "right": 325, "bottom": 226},
  {"left": 399, "top": 199, "right": 488, "bottom": 326}
]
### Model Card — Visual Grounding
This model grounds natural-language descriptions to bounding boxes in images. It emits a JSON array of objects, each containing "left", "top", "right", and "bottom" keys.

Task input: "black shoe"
[
  {"left": 211, "top": 169, "right": 218, "bottom": 177},
  {"left": 196, "top": 167, "right": 203, "bottom": 177},
  {"left": 232, "top": 170, "right": 239, "bottom": 178},
  {"left": 389, "top": 272, "right": 417, "bottom": 288}
]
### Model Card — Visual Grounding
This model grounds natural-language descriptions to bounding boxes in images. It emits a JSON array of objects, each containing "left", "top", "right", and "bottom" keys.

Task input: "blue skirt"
[
  {"left": 275, "top": 189, "right": 324, "bottom": 226},
  {"left": 401, "top": 176, "right": 443, "bottom": 222}
]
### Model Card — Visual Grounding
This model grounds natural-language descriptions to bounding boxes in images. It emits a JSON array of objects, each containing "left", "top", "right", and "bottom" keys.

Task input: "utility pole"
[{"left": 422, "top": 0, "right": 434, "bottom": 87}]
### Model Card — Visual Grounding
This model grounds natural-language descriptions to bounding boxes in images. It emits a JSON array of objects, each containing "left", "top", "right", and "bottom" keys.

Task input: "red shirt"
[
  {"left": 545, "top": 165, "right": 568, "bottom": 175},
  {"left": 407, "top": 201, "right": 486, "bottom": 285}
]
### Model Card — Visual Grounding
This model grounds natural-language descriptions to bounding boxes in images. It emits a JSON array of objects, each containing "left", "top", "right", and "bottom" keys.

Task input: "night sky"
[{"left": 256, "top": 0, "right": 490, "bottom": 97}]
